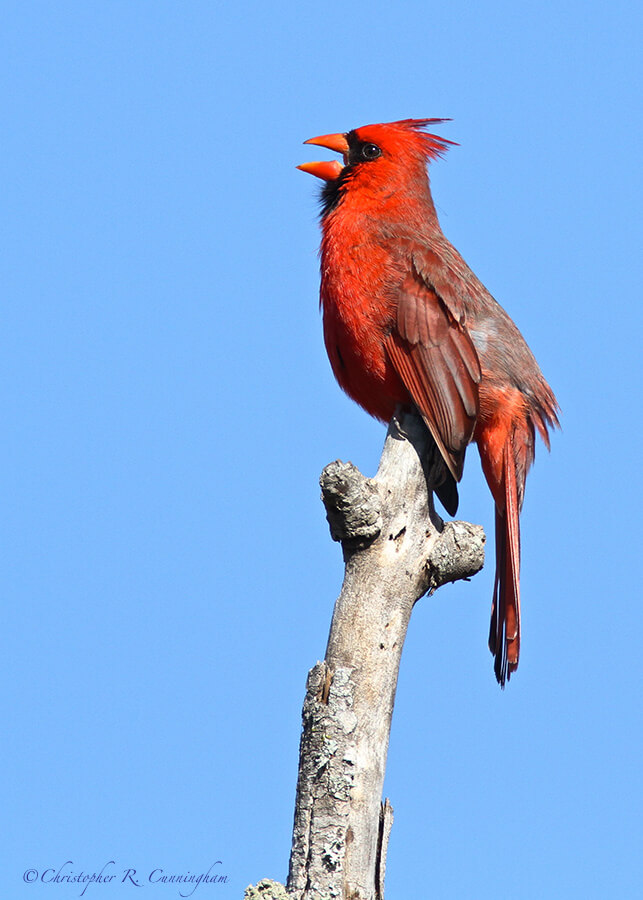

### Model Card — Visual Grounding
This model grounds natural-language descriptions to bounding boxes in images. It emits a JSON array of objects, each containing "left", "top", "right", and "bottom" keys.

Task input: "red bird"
[{"left": 299, "top": 119, "right": 558, "bottom": 686}]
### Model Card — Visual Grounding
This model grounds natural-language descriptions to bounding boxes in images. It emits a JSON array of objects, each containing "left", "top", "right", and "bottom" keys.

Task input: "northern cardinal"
[{"left": 299, "top": 119, "right": 558, "bottom": 686}]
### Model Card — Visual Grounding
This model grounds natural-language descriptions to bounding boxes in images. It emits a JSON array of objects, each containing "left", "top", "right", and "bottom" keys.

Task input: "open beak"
[{"left": 297, "top": 132, "right": 350, "bottom": 182}]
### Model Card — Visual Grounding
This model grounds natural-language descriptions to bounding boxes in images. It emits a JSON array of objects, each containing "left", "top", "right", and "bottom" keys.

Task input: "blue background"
[{"left": 3, "top": 1, "right": 642, "bottom": 898}]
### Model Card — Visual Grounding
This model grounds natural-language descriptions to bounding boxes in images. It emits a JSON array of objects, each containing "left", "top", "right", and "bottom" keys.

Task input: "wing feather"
[{"left": 385, "top": 268, "right": 481, "bottom": 481}]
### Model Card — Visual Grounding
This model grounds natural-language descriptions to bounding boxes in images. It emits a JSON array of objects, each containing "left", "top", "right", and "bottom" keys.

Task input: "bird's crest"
[{"left": 355, "top": 118, "right": 457, "bottom": 161}]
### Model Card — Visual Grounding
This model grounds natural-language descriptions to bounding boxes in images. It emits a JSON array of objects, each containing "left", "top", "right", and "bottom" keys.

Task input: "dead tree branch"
[{"left": 246, "top": 411, "right": 485, "bottom": 900}]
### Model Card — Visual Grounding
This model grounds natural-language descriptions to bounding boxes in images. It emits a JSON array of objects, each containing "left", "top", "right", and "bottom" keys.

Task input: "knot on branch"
[
  {"left": 425, "top": 521, "right": 486, "bottom": 592},
  {"left": 320, "top": 461, "right": 382, "bottom": 547}
]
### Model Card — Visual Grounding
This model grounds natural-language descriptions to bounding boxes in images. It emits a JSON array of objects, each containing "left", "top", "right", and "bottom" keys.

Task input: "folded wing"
[{"left": 384, "top": 260, "right": 482, "bottom": 482}]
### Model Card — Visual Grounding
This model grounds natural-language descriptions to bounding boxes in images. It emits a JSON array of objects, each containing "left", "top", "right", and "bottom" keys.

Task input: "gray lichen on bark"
[{"left": 243, "top": 880, "right": 290, "bottom": 900}]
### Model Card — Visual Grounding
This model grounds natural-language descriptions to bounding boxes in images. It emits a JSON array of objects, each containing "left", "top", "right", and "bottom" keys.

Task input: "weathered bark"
[{"left": 281, "top": 410, "right": 486, "bottom": 900}]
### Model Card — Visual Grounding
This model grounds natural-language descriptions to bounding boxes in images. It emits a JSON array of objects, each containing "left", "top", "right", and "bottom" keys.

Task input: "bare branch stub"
[{"left": 320, "top": 460, "right": 382, "bottom": 549}]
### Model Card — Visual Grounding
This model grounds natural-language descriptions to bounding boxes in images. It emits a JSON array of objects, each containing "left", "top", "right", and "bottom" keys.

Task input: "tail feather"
[{"left": 488, "top": 440, "right": 522, "bottom": 687}]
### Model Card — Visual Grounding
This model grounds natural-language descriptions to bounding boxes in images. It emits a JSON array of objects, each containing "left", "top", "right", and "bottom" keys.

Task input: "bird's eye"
[{"left": 360, "top": 143, "right": 381, "bottom": 160}]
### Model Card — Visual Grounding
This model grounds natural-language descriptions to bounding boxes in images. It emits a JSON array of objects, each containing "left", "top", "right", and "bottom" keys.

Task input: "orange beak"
[{"left": 297, "top": 132, "right": 350, "bottom": 182}]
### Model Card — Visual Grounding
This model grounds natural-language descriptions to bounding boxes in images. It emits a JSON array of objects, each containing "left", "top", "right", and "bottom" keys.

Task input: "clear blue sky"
[{"left": 3, "top": 1, "right": 642, "bottom": 898}]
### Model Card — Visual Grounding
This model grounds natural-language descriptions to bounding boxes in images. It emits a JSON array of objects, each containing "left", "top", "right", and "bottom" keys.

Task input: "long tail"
[{"left": 488, "top": 439, "right": 522, "bottom": 687}]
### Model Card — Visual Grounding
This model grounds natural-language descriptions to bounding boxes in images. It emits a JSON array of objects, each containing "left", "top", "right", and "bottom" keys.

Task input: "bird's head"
[{"left": 298, "top": 119, "right": 456, "bottom": 215}]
